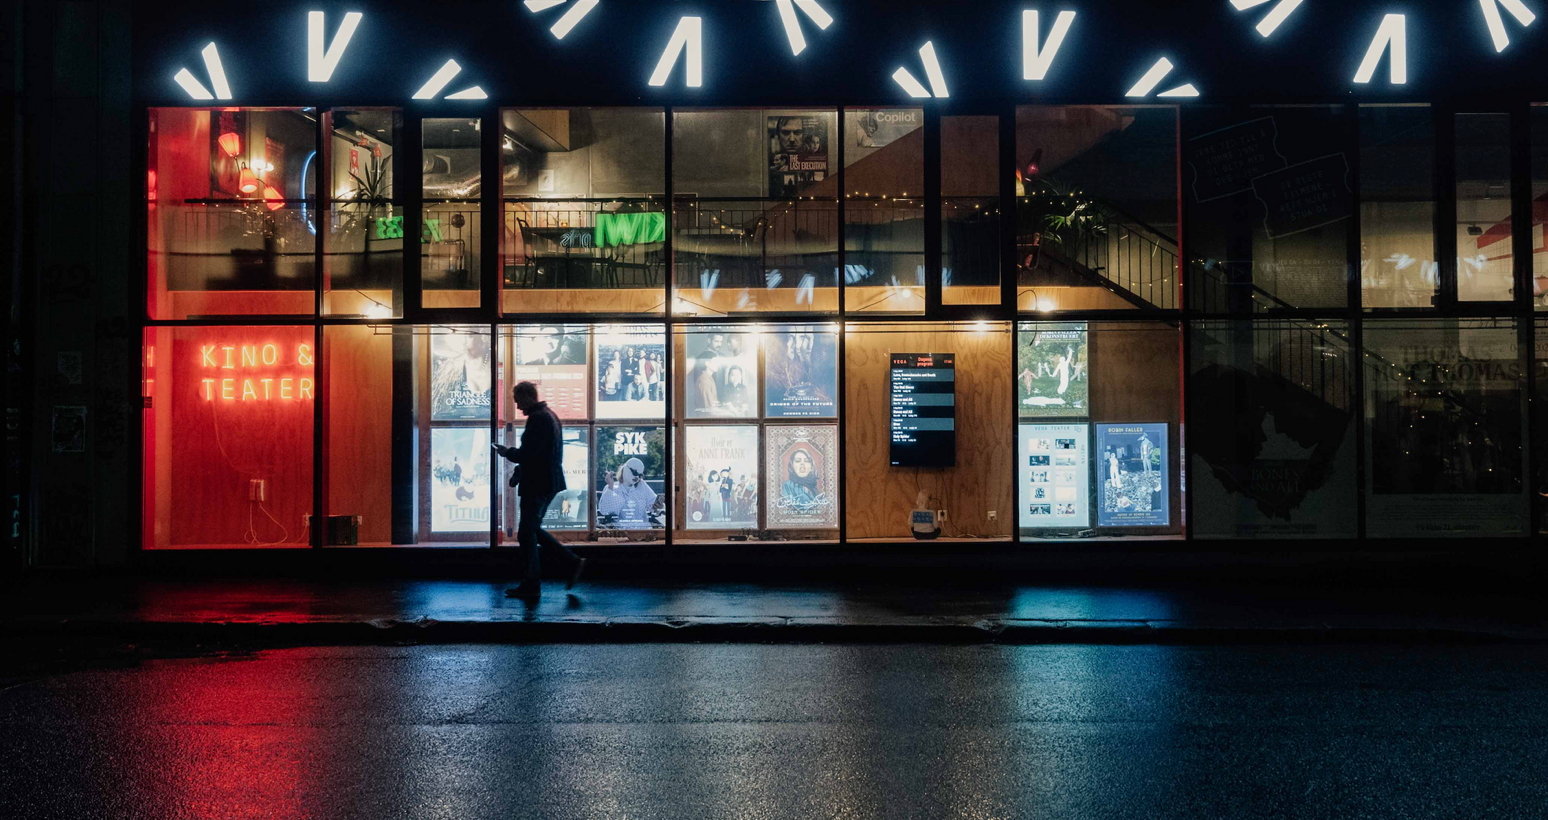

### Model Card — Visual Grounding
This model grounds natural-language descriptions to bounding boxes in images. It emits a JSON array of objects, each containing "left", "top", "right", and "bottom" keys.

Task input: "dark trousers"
[{"left": 517, "top": 492, "right": 581, "bottom": 582}]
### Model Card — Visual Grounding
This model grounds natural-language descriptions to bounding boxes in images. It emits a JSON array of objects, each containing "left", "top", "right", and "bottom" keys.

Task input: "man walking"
[{"left": 495, "top": 381, "right": 586, "bottom": 599}]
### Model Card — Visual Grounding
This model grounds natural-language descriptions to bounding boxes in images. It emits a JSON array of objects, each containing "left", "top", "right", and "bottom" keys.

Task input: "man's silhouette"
[{"left": 495, "top": 381, "right": 586, "bottom": 599}]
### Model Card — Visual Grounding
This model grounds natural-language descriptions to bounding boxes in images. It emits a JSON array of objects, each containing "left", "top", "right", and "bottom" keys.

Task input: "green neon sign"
[
  {"left": 594, "top": 212, "right": 665, "bottom": 247},
  {"left": 374, "top": 216, "right": 444, "bottom": 244}
]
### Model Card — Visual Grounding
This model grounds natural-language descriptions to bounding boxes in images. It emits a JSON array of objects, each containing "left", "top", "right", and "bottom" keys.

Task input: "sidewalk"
[{"left": 5, "top": 576, "right": 1546, "bottom": 645}]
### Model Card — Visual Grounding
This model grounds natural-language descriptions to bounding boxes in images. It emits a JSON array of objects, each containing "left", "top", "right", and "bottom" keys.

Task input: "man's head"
[
  {"left": 513, "top": 381, "right": 540, "bottom": 413},
  {"left": 776, "top": 117, "right": 805, "bottom": 153}
]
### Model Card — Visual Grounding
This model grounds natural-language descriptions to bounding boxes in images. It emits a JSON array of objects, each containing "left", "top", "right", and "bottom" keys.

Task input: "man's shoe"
[
  {"left": 505, "top": 580, "right": 541, "bottom": 599},
  {"left": 566, "top": 558, "right": 587, "bottom": 591}
]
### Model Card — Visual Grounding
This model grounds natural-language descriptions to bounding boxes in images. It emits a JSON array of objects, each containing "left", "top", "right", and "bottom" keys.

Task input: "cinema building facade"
[{"left": 11, "top": 0, "right": 1548, "bottom": 566}]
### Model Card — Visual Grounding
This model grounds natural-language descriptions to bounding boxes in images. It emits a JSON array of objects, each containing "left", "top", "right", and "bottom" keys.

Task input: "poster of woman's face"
[
  {"left": 595, "top": 330, "right": 666, "bottom": 420},
  {"left": 765, "top": 425, "right": 839, "bottom": 530},
  {"left": 763, "top": 330, "right": 838, "bottom": 417},
  {"left": 684, "top": 331, "right": 758, "bottom": 418},
  {"left": 430, "top": 331, "right": 493, "bottom": 421}
]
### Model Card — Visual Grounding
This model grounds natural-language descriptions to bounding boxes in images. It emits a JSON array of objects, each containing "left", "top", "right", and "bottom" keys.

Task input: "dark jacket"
[{"left": 502, "top": 402, "right": 566, "bottom": 498}]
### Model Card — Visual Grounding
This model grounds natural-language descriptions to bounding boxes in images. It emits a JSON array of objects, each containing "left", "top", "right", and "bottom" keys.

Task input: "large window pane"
[
  {"left": 1536, "top": 320, "right": 1547, "bottom": 534},
  {"left": 845, "top": 322, "right": 1011, "bottom": 541},
  {"left": 147, "top": 108, "right": 317, "bottom": 319},
  {"left": 941, "top": 115, "right": 1002, "bottom": 306},
  {"left": 324, "top": 108, "right": 401, "bottom": 318},
  {"left": 502, "top": 108, "right": 666, "bottom": 314},
  {"left": 141, "top": 326, "right": 314, "bottom": 549},
  {"left": 424, "top": 327, "right": 494, "bottom": 543},
  {"left": 845, "top": 108, "right": 925, "bottom": 314},
  {"left": 423, "top": 118, "right": 482, "bottom": 309},
  {"left": 1189, "top": 320, "right": 1356, "bottom": 538},
  {"left": 672, "top": 110, "right": 839, "bottom": 315},
  {"left": 1455, "top": 113, "right": 1515, "bottom": 302},
  {"left": 1184, "top": 106, "right": 1352, "bottom": 312},
  {"left": 1015, "top": 106, "right": 1179, "bottom": 312},
  {"left": 1360, "top": 105, "right": 1436, "bottom": 308},
  {"left": 1363, "top": 319, "right": 1527, "bottom": 537},
  {"left": 1534, "top": 105, "right": 1547, "bottom": 310}
]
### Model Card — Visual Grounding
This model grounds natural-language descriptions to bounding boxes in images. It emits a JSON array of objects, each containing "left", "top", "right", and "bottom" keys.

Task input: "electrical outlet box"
[
  {"left": 938, "top": 509, "right": 948, "bottom": 521},
  {"left": 249, "top": 479, "right": 267, "bottom": 502},
  {"left": 987, "top": 510, "right": 997, "bottom": 521}
]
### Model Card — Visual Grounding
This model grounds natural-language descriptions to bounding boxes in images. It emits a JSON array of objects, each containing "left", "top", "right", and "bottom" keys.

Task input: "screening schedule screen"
[{"left": 889, "top": 353, "right": 956, "bottom": 467}]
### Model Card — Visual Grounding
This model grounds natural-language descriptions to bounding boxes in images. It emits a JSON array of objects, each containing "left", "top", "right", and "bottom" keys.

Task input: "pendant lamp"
[
  {"left": 218, "top": 131, "right": 242, "bottom": 158},
  {"left": 238, "top": 163, "right": 259, "bottom": 194},
  {"left": 262, "top": 185, "right": 285, "bottom": 211}
]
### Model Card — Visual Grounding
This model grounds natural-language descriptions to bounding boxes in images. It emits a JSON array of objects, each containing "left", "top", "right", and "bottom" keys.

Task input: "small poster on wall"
[
  {"left": 595, "top": 329, "right": 666, "bottom": 420},
  {"left": 511, "top": 327, "right": 588, "bottom": 420},
  {"left": 765, "top": 425, "right": 839, "bottom": 530},
  {"left": 1019, "top": 423, "right": 1090, "bottom": 530},
  {"left": 1017, "top": 323, "right": 1087, "bottom": 417},
  {"left": 764, "top": 329, "right": 838, "bottom": 418},
  {"left": 430, "top": 331, "right": 493, "bottom": 421},
  {"left": 430, "top": 427, "right": 491, "bottom": 533},
  {"left": 684, "top": 426, "right": 759, "bottom": 530},
  {"left": 852, "top": 109, "right": 923, "bottom": 148},
  {"left": 1096, "top": 423, "right": 1169, "bottom": 527},
  {"left": 595, "top": 426, "right": 665, "bottom": 531},
  {"left": 684, "top": 331, "right": 759, "bottom": 418},
  {"left": 516, "top": 428, "right": 589, "bottom": 531},
  {"left": 768, "top": 114, "right": 829, "bottom": 198}
]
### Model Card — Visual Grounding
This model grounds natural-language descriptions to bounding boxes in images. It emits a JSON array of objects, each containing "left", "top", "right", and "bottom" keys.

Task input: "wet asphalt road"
[{"left": 3, "top": 644, "right": 1546, "bottom": 819}]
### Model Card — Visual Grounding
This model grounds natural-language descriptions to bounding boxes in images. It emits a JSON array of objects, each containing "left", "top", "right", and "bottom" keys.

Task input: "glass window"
[
  {"left": 844, "top": 108, "right": 925, "bottom": 314},
  {"left": 1015, "top": 106, "right": 1179, "bottom": 312},
  {"left": 845, "top": 322, "right": 1011, "bottom": 541},
  {"left": 1188, "top": 320, "right": 1356, "bottom": 538},
  {"left": 324, "top": 109, "right": 402, "bottom": 318},
  {"left": 1455, "top": 113, "right": 1515, "bottom": 303},
  {"left": 1360, "top": 105, "right": 1436, "bottom": 309},
  {"left": 1363, "top": 319, "right": 1528, "bottom": 537},
  {"left": 1534, "top": 105, "right": 1547, "bottom": 310},
  {"left": 942, "top": 115, "right": 1002, "bottom": 306},
  {"left": 671, "top": 110, "right": 839, "bottom": 316},
  {"left": 673, "top": 324, "right": 841, "bottom": 543},
  {"left": 1536, "top": 320, "right": 1547, "bottom": 535},
  {"left": 141, "top": 326, "right": 314, "bottom": 549},
  {"left": 502, "top": 108, "right": 666, "bottom": 314},
  {"left": 1184, "top": 106, "right": 1352, "bottom": 312},
  {"left": 423, "top": 327, "right": 494, "bottom": 543},
  {"left": 422, "top": 118, "right": 483, "bottom": 308},
  {"left": 147, "top": 108, "right": 317, "bottom": 319}
]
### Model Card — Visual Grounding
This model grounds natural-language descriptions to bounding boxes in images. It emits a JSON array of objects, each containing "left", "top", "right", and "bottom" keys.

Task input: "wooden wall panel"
[
  {"left": 1090, "top": 321, "right": 1184, "bottom": 533},
  {"left": 326, "top": 326, "right": 394, "bottom": 544},
  {"left": 845, "top": 325, "right": 1014, "bottom": 540}
]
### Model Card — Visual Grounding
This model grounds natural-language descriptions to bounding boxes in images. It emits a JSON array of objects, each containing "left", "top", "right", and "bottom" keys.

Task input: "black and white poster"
[
  {"left": 768, "top": 114, "right": 829, "bottom": 198},
  {"left": 684, "top": 331, "right": 758, "bottom": 418},
  {"left": 510, "top": 326, "right": 588, "bottom": 420},
  {"left": 763, "top": 329, "right": 838, "bottom": 418}
]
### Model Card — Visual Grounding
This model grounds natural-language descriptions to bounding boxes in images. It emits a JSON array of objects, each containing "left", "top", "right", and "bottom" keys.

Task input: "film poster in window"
[
  {"left": 684, "top": 331, "right": 759, "bottom": 418},
  {"left": 763, "top": 329, "right": 838, "bottom": 418},
  {"left": 684, "top": 426, "right": 759, "bottom": 530},
  {"left": 430, "top": 427, "right": 491, "bottom": 533},
  {"left": 430, "top": 332, "right": 493, "bottom": 422},
  {"left": 765, "top": 425, "right": 838, "bottom": 530},
  {"left": 512, "top": 327, "right": 588, "bottom": 420},
  {"left": 1095, "top": 423, "right": 1169, "bottom": 527},
  {"left": 596, "top": 426, "right": 665, "bottom": 531},
  {"left": 768, "top": 114, "right": 829, "bottom": 198},
  {"left": 1019, "top": 423, "right": 1090, "bottom": 530},
  {"left": 1016, "top": 323, "right": 1087, "bottom": 417},
  {"left": 515, "top": 427, "right": 589, "bottom": 531},
  {"left": 595, "top": 329, "right": 666, "bottom": 420}
]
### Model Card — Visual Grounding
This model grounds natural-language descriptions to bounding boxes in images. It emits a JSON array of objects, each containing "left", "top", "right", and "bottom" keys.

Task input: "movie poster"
[
  {"left": 1095, "top": 423, "right": 1169, "bottom": 527},
  {"left": 683, "top": 331, "right": 759, "bottom": 418},
  {"left": 763, "top": 329, "right": 839, "bottom": 418},
  {"left": 684, "top": 426, "right": 759, "bottom": 530},
  {"left": 430, "top": 331, "right": 493, "bottom": 421},
  {"left": 515, "top": 428, "right": 589, "bottom": 531},
  {"left": 1017, "top": 323, "right": 1087, "bottom": 417},
  {"left": 851, "top": 108, "right": 922, "bottom": 148},
  {"left": 765, "top": 425, "right": 839, "bottom": 529},
  {"left": 1019, "top": 423, "right": 1090, "bottom": 530},
  {"left": 595, "top": 328, "right": 666, "bottom": 420},
  {"left": 595, "top": 426, "right": 666, "bottom": 531},
  {"left": 511, "top": 326, "right": 588, "bottom": 420},
  {"left": 768, "top": 114, "right": 829, "bottom": 197},
  {"left": 430, "top": 427, "right": 491, "bottom": 533}
]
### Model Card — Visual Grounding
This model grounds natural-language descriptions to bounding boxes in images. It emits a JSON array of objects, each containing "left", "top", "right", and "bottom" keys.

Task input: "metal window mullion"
[{"left": 403, "top": 109, "right": 425, "bottom": 319}]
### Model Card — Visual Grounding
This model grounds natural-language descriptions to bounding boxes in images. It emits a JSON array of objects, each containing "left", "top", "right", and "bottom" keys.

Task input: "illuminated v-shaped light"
[
  {"left": 1229, "top": 0, "right": 1304, "bottom": 37},
  {"left": 1023, "top": 10, "right": 1076, "bottom": 81},
  {"left": 412, "top": 60, "right": 488, "bottom": 100},
  {"left": 1479, "top": 0, "right": 1536, "bottom": 52},
  {"left": 524, "top": 0, "right": 599, "bottom": 40},
  {"left": 1353, "top": 14, "right": 1406, "bottom": 84},
  {"left": 308, "top": 11, "right": 363, "bottom": 82},
  {"left": 173, "top": 43, "right": 232, "bottom": 100},
  {"left": 649, "top": 17, "right": 703, "bottom": 87},
  {"left": 1125, "top": 58, "right": 1198, "bottom": 97},
  {"left": 775, "top": 0, "right": 833, "bottom": 56},
  {"left": 892, "top": 41, "right": 948, "bottom": 98}
]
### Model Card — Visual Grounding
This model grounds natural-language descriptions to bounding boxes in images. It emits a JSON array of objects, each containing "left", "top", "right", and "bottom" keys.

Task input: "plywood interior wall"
[
  {"left": 325, "top": 326, "right": 394, "bottom": 545},
  {"left": 845, "top": 324, "right": 1014, "bottom": 539},
  {"left": 1090, "top": 321, "right": 1184, "bottom": 533}
]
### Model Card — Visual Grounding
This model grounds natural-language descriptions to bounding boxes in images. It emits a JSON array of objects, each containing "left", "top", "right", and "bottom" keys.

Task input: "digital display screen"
[{"left": 889, "top": 352, "right": 956, "bottom": 467}]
